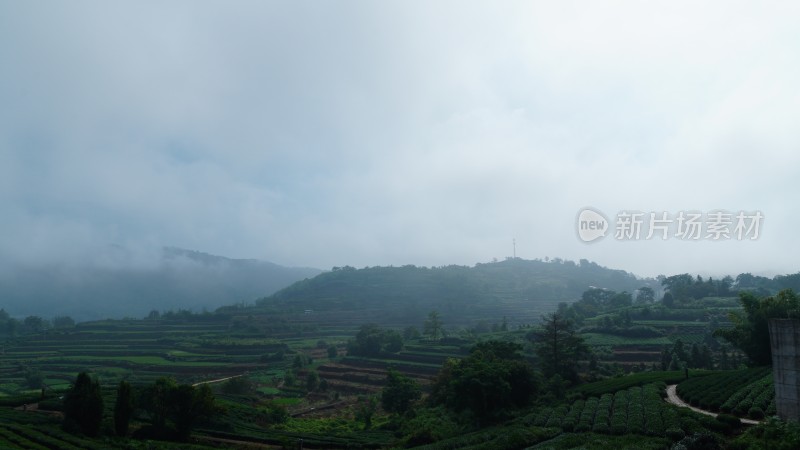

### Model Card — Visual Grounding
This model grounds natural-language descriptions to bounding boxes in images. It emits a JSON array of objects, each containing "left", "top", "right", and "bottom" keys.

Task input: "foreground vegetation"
[{"left": 2, "top": 258, "right": 800, "bottom": 448}]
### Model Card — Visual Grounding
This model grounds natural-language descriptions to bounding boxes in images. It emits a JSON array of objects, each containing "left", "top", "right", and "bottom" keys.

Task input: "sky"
[{"left": 1, "top": 1, "right": 799, "bottom": 278}]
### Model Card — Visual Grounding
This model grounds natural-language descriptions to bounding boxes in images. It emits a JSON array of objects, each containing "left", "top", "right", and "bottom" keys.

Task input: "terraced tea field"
[
  {"left": 676, "top": 367, "right": 776, "bottom": 418},
  {"left": 0, "top": 317, "right": 292, "bottom": 395}
]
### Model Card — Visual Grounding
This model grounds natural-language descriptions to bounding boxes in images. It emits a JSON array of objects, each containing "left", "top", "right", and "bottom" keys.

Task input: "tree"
[
  {"left": 23, "top": 316, "right": 47, "bottom": 334},
  {"left": 609, "top": 291, "right": 633, "bottom": 309},
  {"left": 384, "top": 330, "right": 404, "bottom": 353},
  {"left": 424, "top": 311, "right": 443, "bottom": 342},
  {"left": 381, "top": 369, "right": 421, "bottom": 414},
  {"left": 355, "top": 396, "right": 378, "bottom": 429},
  {"left": 5, "top": 318, "right": 18, "bottom": 336},
  {"left": 139, "top": 377, "right": 219, "bottom": 441},
  {"left": 700, "top": 345, "right": 713, "bottom": 370},
  {"left": 293, "top": 353, "right": 312, "bottom": 368},
  {"left": 429, "top": 341, "right": 538, "bottom": 423},
  {"left": 327, "top": 345, "right": 338, "bottom": 359},
  {"left": 172, "top": 383, "right": 217, "bottom": 440},
  {"left": 662, "top": 292, "right": 675, "bottom": 308},
  {"left": 347, "top": 324, "right": 404, "bottom": 357},
  {"left": 690, "top": 344, "right": 701, "bottom": 369},
  {"left": 719, "top": 348, "right": 730, "bottom": 370},
  {"left": 719, "top": 276, "right": 734, "bottom": 296},
  {"left": 23, "top": 367, "right": 44, "bottom": 389},
  {"left": 403, "top": 326, "right": 421, "bottom": 340},
  {"left": 306, "top": 370, "right": 320, "bottom": 392},
  {"left": 669, "top": 353, "right": 683, "bottom": 371},
  {"left": 114, "top": 380, "right": 135, "bottom": 436},
  {"left": 63, "top": 372, "right": 104, "bottom": 436},
  {"left": 660, "top": 347, "right": 671, "bottom": 371},
  {"left": 348, "top": 324, "right": 384, "bottom": 356},
  {"left": 636, "top": 287, "right": 655, "bottom": 304},
  {"left": 283, "top": 370, "right": 297, "bottom": 387},
  {"left": 140, "top": 376, "right": 176, "bottom": 431},
  {"left": 581, "top": 288, "right": 616, "bottom": 308},
  {"left": 529, "top": 313, "right": 588, "bottom": 383},
  {"left": 672, "top": 338, "right": 688, "bottom": 363},
  {"left": 714, "top": 289, "right": 800, "bottom": 366},
  {"left": 661, "top": 274, "right": 695, "bottom": 302},
  {"left": 52, "top": 316, "right": 75, "bottom": 328}
]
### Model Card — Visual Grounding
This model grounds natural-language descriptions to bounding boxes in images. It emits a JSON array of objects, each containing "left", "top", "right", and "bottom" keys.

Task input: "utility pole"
[{"left": 513, "top": 238, "right": 516, "bottom": 259}]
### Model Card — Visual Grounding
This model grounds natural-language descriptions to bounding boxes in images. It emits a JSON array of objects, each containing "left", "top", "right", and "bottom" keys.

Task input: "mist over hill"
[
  {"left": 257, "top": 258, "right": 658, "bottom": 327},
  {"left": 0, "top": 247, "right": 321, "bottom": 321}
]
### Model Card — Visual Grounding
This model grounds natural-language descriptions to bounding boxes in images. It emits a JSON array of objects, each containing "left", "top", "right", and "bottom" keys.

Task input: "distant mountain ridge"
[
  {"left": 256, "top": 258, "right": 658, "bottom": 327},
  {"left": 0, "top": 247, "right": 322, "bottom": 321}
]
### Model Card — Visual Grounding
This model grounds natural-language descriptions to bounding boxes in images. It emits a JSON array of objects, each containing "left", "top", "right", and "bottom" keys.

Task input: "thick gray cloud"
[{"left": 1, "top": 1, "right": 799, "bottom": 277}]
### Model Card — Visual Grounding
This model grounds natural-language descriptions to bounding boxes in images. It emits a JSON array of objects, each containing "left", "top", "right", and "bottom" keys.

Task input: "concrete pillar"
[{"left": 769, "top": 318, "right": 800, "bottom": 421}]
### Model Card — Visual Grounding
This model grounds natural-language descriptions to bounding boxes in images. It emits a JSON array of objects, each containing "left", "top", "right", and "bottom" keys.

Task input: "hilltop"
[{"left": 257, "top": 258, "right": 658, "bottom": 327}]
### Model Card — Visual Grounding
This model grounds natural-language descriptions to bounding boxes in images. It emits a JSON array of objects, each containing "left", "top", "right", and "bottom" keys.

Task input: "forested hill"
[
  {"left": 257, "top": 258, "right": 657, "bottom": 327},
  {"left": 0, "top": 247, "right": 321, "bottom": 321}
]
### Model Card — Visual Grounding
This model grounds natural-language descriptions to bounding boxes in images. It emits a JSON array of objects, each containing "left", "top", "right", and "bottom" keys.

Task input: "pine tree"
[
  {"left": 63, "top": 372, "right": 104, "bottom": 436},
  {"left": 690, "top": 344, "right": 701, "bottom": 369},
  {"left": 424, "top": 311, "right": 443, "bottom": 342},
  {"left": 114, "top": 380, "right": 134, "bottom": 436},
  {"left": 530, "top": 313, "right": 588, "bottom": 382}
]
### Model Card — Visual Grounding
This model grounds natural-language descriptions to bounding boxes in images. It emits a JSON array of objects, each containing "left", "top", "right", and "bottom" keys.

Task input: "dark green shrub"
[
  {"left": 532, "top": 408, "right": 551, "bottom": 426},
  {"left": 748, "top": 406, "right": 765, "bottom": 420},
  {"left": 716, "top": 413, "right": 742, "bottom": 430},
  {"left": 697, "top": 415, "right": 730, "bottom": 434},
  {"left": 672, "top": 432, "right": 722, "bottom": 450},
  {"left": 666, "top": 427, "right": 686, "bottom": 441}
]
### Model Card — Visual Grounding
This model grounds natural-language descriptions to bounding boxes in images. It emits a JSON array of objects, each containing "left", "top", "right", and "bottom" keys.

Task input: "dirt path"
[
  {"left": 13, "top": 402, "right": 63, "bottom": 417},
  {"left": 13, "top": 402, "right": 38, "bottom": 412},
  {"left": 192, "top": 374, "right": 243, "bottom": 387},
  {"left": 290, "top": 401, "right": 345, "bottom": 417},
  {"left": 665, "top": 384, "right": 760, "bottom": 425}
]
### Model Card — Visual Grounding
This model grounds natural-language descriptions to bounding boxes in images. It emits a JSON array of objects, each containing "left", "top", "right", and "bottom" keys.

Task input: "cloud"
[{"left": 0, "top": 1, "right": 798, "bottom": 278}]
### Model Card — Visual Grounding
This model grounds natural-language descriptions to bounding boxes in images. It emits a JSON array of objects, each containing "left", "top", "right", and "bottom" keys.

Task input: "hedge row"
[
  {"left": 676, "top": 367, "right": 770, "bottom": 412},
  {"left": 719, "top": 373, "right": 773, "bottom": 418}
]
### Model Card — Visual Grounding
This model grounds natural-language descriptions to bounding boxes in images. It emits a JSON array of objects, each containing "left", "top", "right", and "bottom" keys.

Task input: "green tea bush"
[{"left": 748, "top": 406, "right": 765, "bottom": 420}]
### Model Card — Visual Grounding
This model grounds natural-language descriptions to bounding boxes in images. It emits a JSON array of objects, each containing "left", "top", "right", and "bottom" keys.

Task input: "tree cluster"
[
  {"left": 429, "top": 341, "right": 537, "bottom": 423},
  {"left": 346, "top": 324, "right": 404, "bottom": 357},
  {"left": 659, "top": 339, "right": 714, "bottom": 371},
  {"left": 555, "top": 287, "right": 659, "bottom": 327},
  {"left": 714, "top": 289, "right": 800, "bottom": 366},
  {"left": 63, "top": 372, "right": 219, "bottom": 442},
  {"left": 381, "top": 369, "right": 421, "bottom": 415},
  {"left": 0, "top": 310, "right": 76, "bottom": 337},
  {"left": 138, "top": 377, "right": 219, "bottom": 440},
  {"left": 660, "top": 274, "right": 733, "bottom": 305}
]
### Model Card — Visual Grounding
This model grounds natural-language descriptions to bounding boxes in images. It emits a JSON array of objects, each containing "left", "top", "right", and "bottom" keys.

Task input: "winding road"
[{"left": 665, "top": 384, "right": 760, "bottom": 425}]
